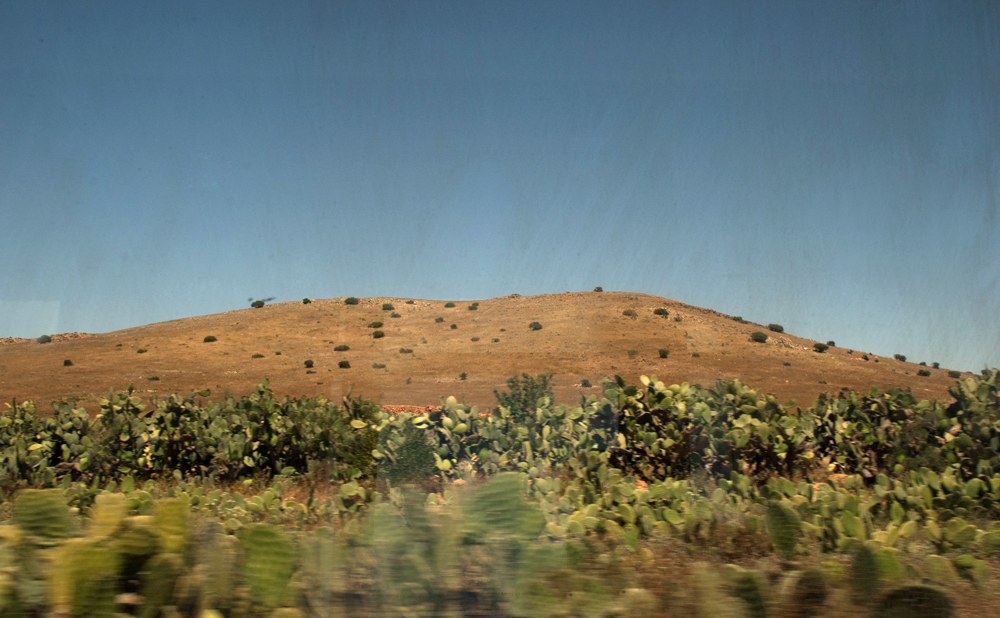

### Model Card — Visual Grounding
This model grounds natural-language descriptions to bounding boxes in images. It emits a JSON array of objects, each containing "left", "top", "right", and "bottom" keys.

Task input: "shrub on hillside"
[
  {"left": 529, "top": 322, "right": 543, "bottom": 331},
  {"left": 750, "top": 332, "right": 768, "bottom": 343},
  {"left": 368, "top": 321, "right": 383, "bottom": 328},
  {"left": 862, "top": 354, "right": 869, "bottom": 360},
  {"left": 372, "top": 363, "right": 386, "bottom": 369},
  {"left": 450, "top": 324, "right": 457, "bottom": 330},
  {"left": 204, "top": 336, "right": 217, "bottom": 343},
  {"left": 581, "top": 379, "right": 592, "bottom": 387},
  {"left": 405, "top": 300, "right": 414, "bottom": 304},
  {"left": 494, "top": 373, "right": 554, "bottom": 422},
  {"left": 894, "top": 354, "right": 907, "bottom": 362},
  {"left": 827, "top": 341, "right": 835, "bottom": 347},
  {"left": 733, "top": 316, "right": 747, "bottom": 324},
  {"left": 674, "top": 316, "right": 682, "bottom": 322},
  {"left": 468, "top": 305, "right": 478, "bottom": 310},
  {"left": 768, "top": 324, "right": 784, "bottom": 333},
  {"left": 302, "top": 298, "right": 311, "bottom": 304},
  {"left": 435, "top": 317, "right": 445, "bottom": 323},
  {"left": 63, "top": 359, "right": 73, "bottom": 366},
  {"left": 399, "top": 348, "right": 413, "bottom": 354},
  {"left": 492, "top": 338, "right": 499, "bottom": 343},
  {"left": 917, "top": 369, "right": 931, "bottom": 377},
  {"left": 334, "top": 345, "right": 350, "bottom": 351},
  {"left": 390, "top": 312, "right": 401, "bottom": 318},
  {"left": 344, "top": 297, "right": 360, "bottom": 305},
  {"left": 459, "top": 372, "right": 467, "bottom": 381},
  {"left": 692, "top": 352, "right": 700, "bottom": 357},
  {"left": 919, "top": 362, "right": 927, "bottom": 366},
  {"left": 444, "top": 302, "right": 455, "bottom": 308},
  {"left": 658, "top": 348, "right": 669, "bottom": 359},
  {"left": 471, "top": 337, "right": 479, "bottom": 342},
  {"left": 814, "top": 342, "right": 829, "bottom": 353},
  {"left": 623, "top": 309, "right": 637, "bottom": 317},
  {"left": 382, "top": 303, "right": 394, "bottom": 311},
  {"left": 137, "top": 349, "right": 147, "bottom": 354},
  {"left": 304, "top": 360, "right": 314, "bottom": 368},
  {"left": 338, "top": 360, "right": 350, "bottom": 369},
  {"left": 251, "top": 353, "right": 264, "bottom": 359},
  {"left": 37, "top": 335, "right": 51, "bottom": 344},
  {"left": 251, "top": 300, "right": 265, "bottom": 309},
  {"left": 653, "top": 308, "right": 668, "bottom": 316},
  {"left": 594, "top": 286, "right": 603, "bottom": 292},
  {"left": 933, "top": 362, "right": 940, "bottom": 369},
  {"left": 949, "top": 370, "right": 961, "bottom": 378},
  {"left": 372, "top": 331, "right": 385, "bottom": 339}
]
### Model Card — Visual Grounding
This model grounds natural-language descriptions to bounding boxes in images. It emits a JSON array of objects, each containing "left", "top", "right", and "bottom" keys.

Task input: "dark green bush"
[
  {"left": 334, "top": 345, "right": 350, "bottom": 351},
  {"left": 435, "top": 317, "right": 444, "bottom": 323},
  {"left": 863, "top": 354, "right": 869, "bottom": 361},
  {"left": 468, "top": 305, "right": 478, "bottom": 311},
  {"left": 450, "top": 324, "right": 457, "bottom": 330},
  {"left": 344, "top": 297, "right": 360, "bottom": 305},
  {"left": 653, "top": 308, "right": 668, "bottom": 316},
  {"left": 372, "top": 363, "right": 386, "bottom": 369},
  {"left": 933, "top": 362, "right": 940, "bottom": 369},
  {"left": 529, "top": 322, "right": 543, "bottom": 331},
  {"left": 147, "top": 376, "right": 159, "bottom": 381},
  {"left": 302, "top": 298, "right": 311, "bottom": 304},
  {"left": 917, "top": 369, "right": 931, "bottom": 377},
  {"left": 338, "top": 360, "right": 350, "bottom": 369},
  {"left": 471, "top": 337, "right": 479, "bottom": 342},
  {"left": 623, "top": 309, "right": 637, "bottom": 317},
  {"left": 372, "top": 331, "right": 385, "bottom": 339},
  {"left": 627, "top": 349, "right": 638, "bottom": 357},
  {"left": 692, "top": 352, "right": 700, "bottom": 357},
  {"left": 827, "top": 341, "right": 835, "bottom": 347},
  {"left": 204, "top": 336, "right": 217, "bottom": 343},
  {"left": 368, "top": 321, "right": 383, "bottom": 328},
  {"left": 405, "top": 300, "right": 414, "bottom": 304},
  {"left": 251, "top": 300, "right": 265, "bottom": 309},
  {"left": 63, "top": 359, "right": 73, "bottom": 366},
  {"left": 492, "top": 338, "right": 499, "bottom": 343},
  {"left": 733, "top": 316, "right": 747, "bottom": 324},
  {"left": 949, "top": 370, "right": 961, "bottom": 378},
  {"left": 304, "top": 360, "right": 314, "bottom": 368},
  {"left": 390, "top": 312, "right": 401, "bottom": 318},
  {"left": 399, "top": 348, "right": 413, "bottom": 354},
  {"left": 494, "top": 373, "right": 553, "bottom": 422},
  {"left": 444, "top": 302, "right": 455, "bottom": 308},
  {"left": 37, "top": 335, "right": 52, "bottom": 344},
  {"left": 674, "top": 316, "right": 682, "bottom": 322},
  {"left": 275, "top": 351, "right": 281, "bottom": 355},
  {"left": 137, "top": 349, "right": 147, "bottom": 354},
  {"left": 594, "top": 286, "right": 603, "bottom": 292},
  {"left": 459, "top": 372, "right": 467, "bottom": 381},
  {"left": 581, "top": 379, "right": 592, "bottom": 388},
  {"left": 379, "top": 422, "right": 436, "bottom": 485},
  {"left": 382, "top": 303, "right": 394, "bottom": 311},
  {"left": 750, "top": 332, "right": 768, "bottom": 343},
  {"left": 252, "top": 353, "right": 264, "bottom": 359},
  {"left": 894, "top": 354, "right": 907, "bottom": 362},
  {"left": 814, "top": 342, "right": 829, "bottom": 353},
  {"left": 768, "top": 324, "right": 784, "bottom": 333},
  {"left": 658, "top": 349, "right": 669, "bottom": 359}
]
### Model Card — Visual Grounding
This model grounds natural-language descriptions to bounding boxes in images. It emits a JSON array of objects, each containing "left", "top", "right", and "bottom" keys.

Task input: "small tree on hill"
[
  {"left": 494, "top": 373, "right": 554, "bottom": 422},
  {"left": 750, "top": 332, "right": 768, "bottom": 343}
]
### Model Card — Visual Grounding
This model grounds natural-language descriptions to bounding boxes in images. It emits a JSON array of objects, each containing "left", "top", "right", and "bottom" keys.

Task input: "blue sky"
[{"left": 1, "top": 1, "right": 997, "bottom": 373}]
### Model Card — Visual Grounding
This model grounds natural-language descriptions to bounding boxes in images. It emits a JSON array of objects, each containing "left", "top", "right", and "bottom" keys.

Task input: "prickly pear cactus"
[
  {"left": 12, "top": 489, "right": 72, "bottom": 546},
  {"left": 850, "top": 542, "right": 882, "bottom": 605},
  {"left": 88, "top": 492, "right": 127, "bottom": 539},
  {"left": 140, "top": 553, "right": 183, "bottom": 618},
  {"left": 872, "top": 585, "right": 953, "bottom": 618},
  {"left": 729, "top": 568, "right": 768, "bottom": 618},
  {"left": 114, "top": 517, "right": 163, "bottom": 579},
  {"left": 155, "top": 496, "right": 189, "bottom": 555},
  {"left": 240, "top": 524, "right": 297, "bottom": 610},
  {"left": 778, "top": 569, "right": 828, "bottom": 618},
  {"left": 50, "top": 538, "right": 117, "bottom": 618},
  {"left": 766, "top": 501, "right": 800, "bottom": 561}
]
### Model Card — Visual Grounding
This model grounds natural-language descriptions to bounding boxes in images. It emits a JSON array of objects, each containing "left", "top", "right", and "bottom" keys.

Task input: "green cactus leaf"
[{"left": 241, "top": 524, "right": 296, "bottom": 609}]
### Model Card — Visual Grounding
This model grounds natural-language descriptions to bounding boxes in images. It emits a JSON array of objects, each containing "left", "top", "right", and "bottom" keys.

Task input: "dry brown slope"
[{"left": 0, "top": 291, "right": 969, "bottom": 416}]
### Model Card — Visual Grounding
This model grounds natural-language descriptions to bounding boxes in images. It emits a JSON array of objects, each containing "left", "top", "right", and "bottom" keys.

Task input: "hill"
[{"left": 0, "top": 291, "right": 969, "bottom": 415}]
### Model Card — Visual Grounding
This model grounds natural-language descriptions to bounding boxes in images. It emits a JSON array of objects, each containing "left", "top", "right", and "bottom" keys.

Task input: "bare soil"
[{"left": 0, "top": 292, "right": 968, "bottom": 416}]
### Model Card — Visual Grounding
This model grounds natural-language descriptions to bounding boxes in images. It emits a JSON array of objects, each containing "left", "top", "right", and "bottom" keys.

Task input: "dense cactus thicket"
[{"left": 1, "top": 369, "right": 998, "bottom": 617}]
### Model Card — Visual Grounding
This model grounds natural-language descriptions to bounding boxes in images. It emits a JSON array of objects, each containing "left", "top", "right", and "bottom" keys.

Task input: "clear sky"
[{"left": 1, "top": 1, "right": 997, "bottom": 373}]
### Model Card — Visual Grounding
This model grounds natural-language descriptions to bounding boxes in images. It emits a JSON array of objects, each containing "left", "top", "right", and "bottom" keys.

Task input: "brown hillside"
[{"left": 0, "top": 292, "right": 969, "bottom": 416}]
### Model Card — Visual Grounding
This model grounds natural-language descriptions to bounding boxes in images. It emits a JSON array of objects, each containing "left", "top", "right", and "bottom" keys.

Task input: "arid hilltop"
[{"left": 0, "top": 292, "right": 970, "bottom": 416}]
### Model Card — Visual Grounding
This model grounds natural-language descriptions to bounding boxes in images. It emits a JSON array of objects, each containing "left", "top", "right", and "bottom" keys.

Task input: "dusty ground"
[{"left": 0, "top": 292, "right": 970, "bottom": 416}]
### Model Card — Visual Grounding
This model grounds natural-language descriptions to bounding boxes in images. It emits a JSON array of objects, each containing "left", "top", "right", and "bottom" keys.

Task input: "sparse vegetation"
[
  {"left": 405, "top": 300, "right": 414, "bottom": 304},
  {"left": 334, "top": 345, "right": 350, "bottom": 351},
  {"left": 368, "top": 321, "right": 383, "bottom": 328},
  {"left": 528, "top": 321, "right": 543, "bottom": 331},
  {"left": 338, "top": 360, "right": 350, "bottom": 369},
  {"left": 444, "top": 302, "right": 455, "bottom": 308},
  {"left": 372, "top": 363, "right": 386, "bottom": 369},
  {"left": 653, "top": 308, "right": 668, "bottom": 316},
  {"left": 344, "top": 297, "right": 360, "bottom": 305},
  {"left": 733, "top": 316, "right": 748, "bottom": 324},
  {"left": 450, "top": 324, "right": 457, "bottom": 330},
  {"left": 147, "top": 376, "right": 159, "bottom": 381},
  {"left": 768, "top": 324, "right": 784, "bottom": 333},
  {"left": 814, "top": 342, "right": 829, "bottom": 353},
  {"left": 593, "top": 286, "right": 603, "bottom": 292},
  {"left": 627, "top": 349, "right": 637, "bottom": 357},
  {"left": 302, "top": 298, "right": 311, "bottom": 304},
  {"left": 372, "top": 331, "right": 385, "bottom": 339},
  {"left": 382, "top": 303, "right": 394, "bottom": 311},
  {"left": 275, "top": 351, "right": 281, "bottom": 355},
  {"left": 658, "top": 348, "right": 669, "bottom": 359},
  {"left": 863, "top": 354, "right": 869, "bottom": 361},
  {"left": 827, "top": 341, "right": 835, "bottom": 347},
  {"left": 62, "top": 359, "right": 72, "bottom": 366},
  {"left": 692, "top": 352, "right": 700, "bottom": 357},
  {"left": 399, "top": 348, "right": 413, "bottom": 354},
  {"left": 622, "top": 309, "right": 637, "bottom": 317},
  {"left": 783, "top": 362, "right": 791, "bottom": 366},
  {"left": 674, "top": 315, "right": 682, "bottom": 322},
  {"left": 933, "top": 362, "right": 940, "bottom": 369},
  {"left": 304, "top": 360, "right": 314, "bottom": 368},
  {"left": 949, "top": 370, "right": 962, "bottom": 378},
  {"left": 251, "top": 300, "right": 265, "bottom": 309},
  {"left": 435, "top": 317, "right": 444, "bottom": 323},
  {"left": 203, "top": 335, "right": 217, "bottom": 342},
  {"left": 920, "top": 361, "right": 927, "bottom": 366},
  {"left": 137, "top": 349, "right": 147, "bottom": 354},
  {"left": 894, "top": 354, "right": 907, "bottom": 362},
  {"left": 750, "top": 332, "right": 768, "bottom": 343},
  {"left": 581, "top": 379, "right": 591, "bottom": 387},
  {"left": 468, "top": 303, "right": 479, "bottom": 310},
  {"left": 37, "top": 335, "right": 51, "bottom": 344},
  {"left": 917, "top": 369, "right": 931, "bottom": 377},
  {"left": 252, "top": 353, "right": 264, "bottom": 359},
  {"left": 390, "top": 312, "right": 401, "bottom": 318},
  {"left": 459, "top": 372, "right": 467, "bottom": 381},
  {"left": 471, "top": 337, "right": 479, "bottom": 342},
  {"left": 492, "top": 338, "right": 499, "bottom": 343}
]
